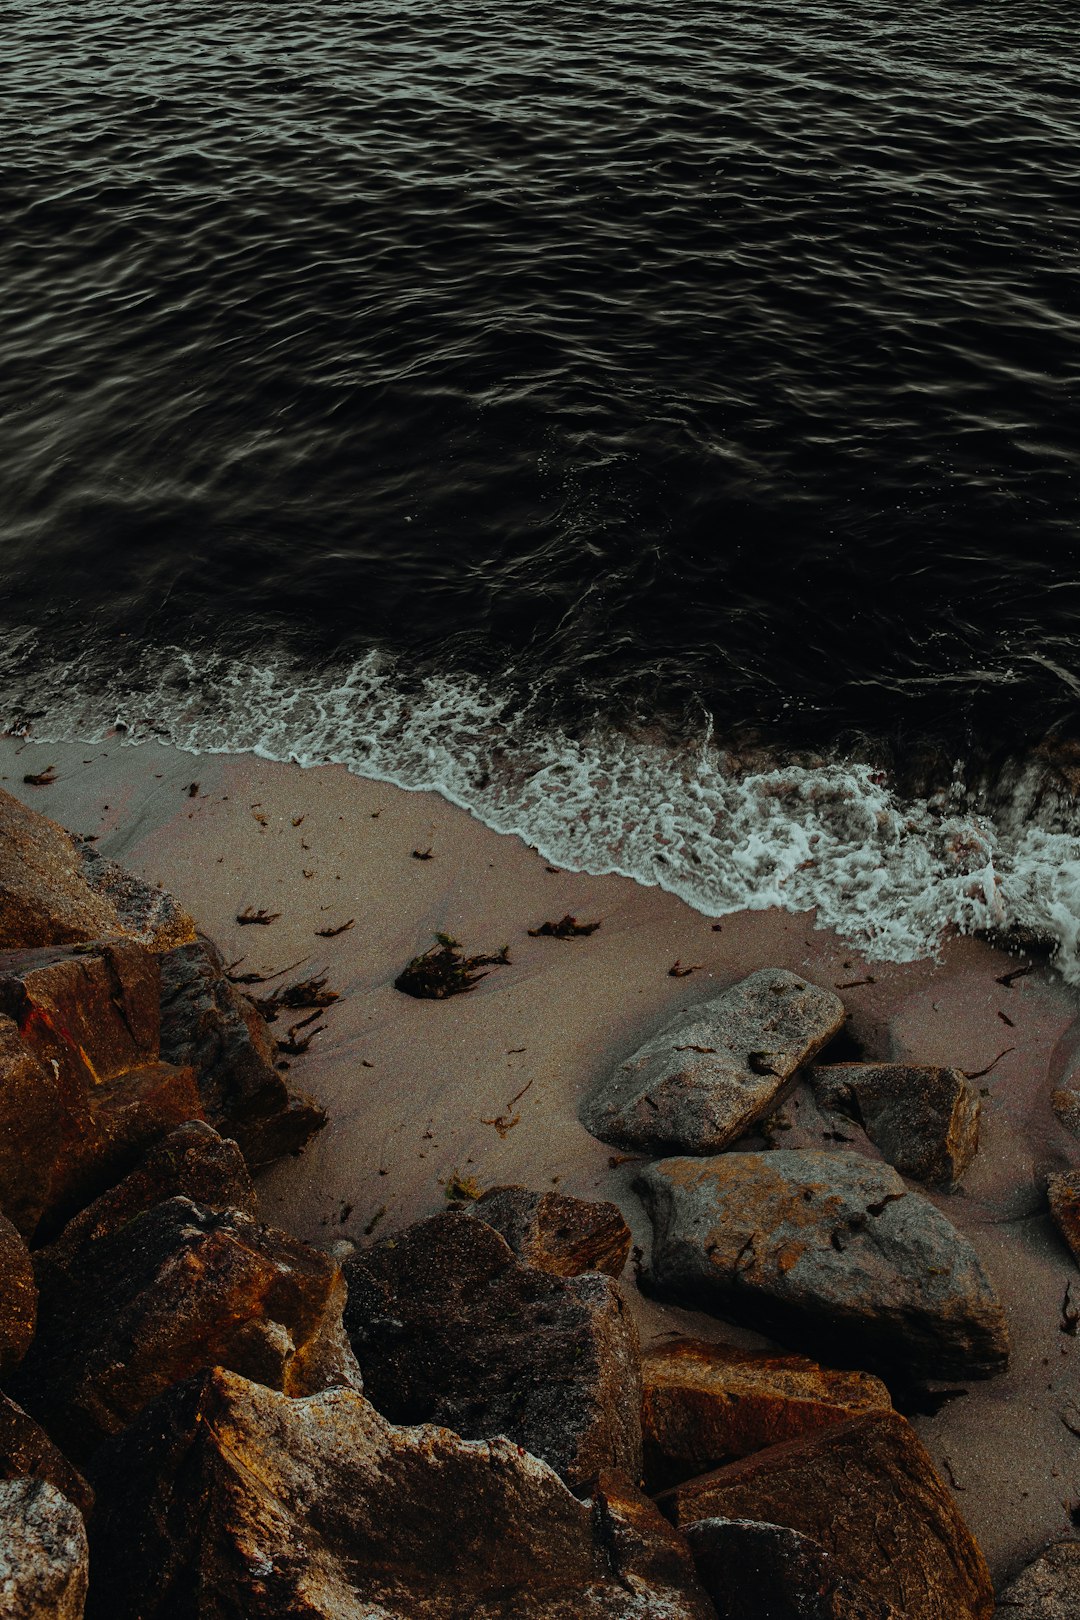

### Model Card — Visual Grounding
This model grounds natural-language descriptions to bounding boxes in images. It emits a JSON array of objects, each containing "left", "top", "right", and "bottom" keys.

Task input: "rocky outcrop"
[
  {"left": 0, "top": 1395, "right": 93, "bottom": 1521},
  {"left": 0, "top": 1477, "right": 88, "bottom": 1620},
  {"left": 637, "top": 1150, "right": 1009, "bottom": 1380},
  {"left": 474, "top": 1184, "right": 632, "bottom": 1277},
  {"left": 0, "top": 1214, "right": 36, "bottom": 1378},
  {"left": 808, "top": 1063, "right": 980, "bottom": 1188},
  {"left": 0, "top": 942, "right": 203, "bottom": 1230},
  {"left": 997, "top": 1539, "right": 1080, "bottom": 1616},
  {"left": 659, "top": 1411, "right": 995, "bottom": 1620},
  {"left": 682, "top": 1517, "right": 903, "bottom": 1620},
  {"left": 343, "top": 1210, "right": 642, "bottom": 1490},
  {"left": 0, "top": 785, "right": 194, "bottom": 953},
  {"left": 0, "top": 1017, "right": 63, "bottom": 1240},
  {"left": 1046, "top": 1171, "right": 1080, "bottom": 1267},
  {"left": 580, "top": 969, "right": 845, "bottom": 1155},
  {"left": 14, "top": 1196, "right": 361, "bottom": 1461},
  {"left": 86, "top": 1367, "right": 715, "bottom": 1620},
  {"left": 158, "top": 935, "right": 325, "bottom": 1168},
  {"left": 641, "top": 1337, "right": 891, "bottom": 1490}
]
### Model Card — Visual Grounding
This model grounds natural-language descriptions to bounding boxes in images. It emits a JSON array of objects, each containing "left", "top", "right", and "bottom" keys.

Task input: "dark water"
[{"left": 3, "top": 0, "right": 1080, "bottom": 761}]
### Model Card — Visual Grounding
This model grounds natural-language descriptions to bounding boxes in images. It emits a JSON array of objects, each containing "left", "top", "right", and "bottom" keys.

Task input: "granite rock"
[
  {"left": 86, "top": 1367, "right": 715, "bottom": 1619},
  {"left": 0, "top": 1477, "right": 88, "bottom": 1620},
  {"left": 659, "top": 1410, "right": 994, "bottom": 1620},
  {"left": 997, "top": 1539, "right": 1080, "bottom": 1617},
  {"left": 475, "top": 1184, "right": 632, "bottom": 1277},
  {"left": 637, "top": 1150, "right": 1009, "bottom": 1380},
  {"left": 641, "top": 1336, "right": 891, "bottom": 1491},
  {"left": 808, "top": 1063, "right": 980, "bottom": 1188},
  {"left": 580, "top": 969, "right": 845, "bottom": 1155},
  {"left": 343, "top": 1210, "right": 642, "bottom": 1490}
]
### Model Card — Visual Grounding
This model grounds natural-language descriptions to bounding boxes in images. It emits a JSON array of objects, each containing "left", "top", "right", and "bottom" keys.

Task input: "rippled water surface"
[{"left": 3, "top": 0, "right": 1079, "bottom": 755}]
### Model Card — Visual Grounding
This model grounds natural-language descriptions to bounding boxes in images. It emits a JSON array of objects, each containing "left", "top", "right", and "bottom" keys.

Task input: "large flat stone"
[
  {"left": 580, "top": 969, "right": 845, "bottom": 1155},
  {"left": 86, "top": 1367, "right": 715, "bottom": 1619},
  {"left": 809, "top": 1063, "right": 980, "bottom": 1188},
  {"left": 659, "top": 1410, "right": 994, "bottom": 1620},
  {"left": 343, "top": 1210, "right": 642, "bottom": 1491},
  {"left": 637, "top": 1150, "right": 1009, "bottom": 1380}
]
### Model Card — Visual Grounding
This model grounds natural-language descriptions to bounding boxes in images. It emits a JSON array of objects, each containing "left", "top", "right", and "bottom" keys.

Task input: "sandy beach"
[{"left": 4, "top": 729, "right": 1080, "bottom": 1584}]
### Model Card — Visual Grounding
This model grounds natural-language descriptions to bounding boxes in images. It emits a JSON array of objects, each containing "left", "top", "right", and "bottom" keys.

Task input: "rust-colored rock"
[
  {"left": 1051, "top": 1088, "right": 1080, "bottom": 1141},
  {"left": 14, "top": 1195, "right": 361, "bottom": 1461},
  {"left": 0, "top": 784, "right": 194, "bottom": 953},
  {"left": 641, "top": 1336, "right": 891, "bottom": 1491},
  {"left": 1047, "top": 1170, "right": 1080, "bottom": 1267},
  {"left": 0, "top": 1016, "right": 62, "bottom": 1238},
  {"left": 658, "top": 1410, "right": 994, "bottom": 1620},
  {"left": 475, "top": 1184, "right": 632, "bottom": 1277},
  {"left": 809, "top": 1063, "right": 980, "bottom": 1188},
  {"left": 683, "top": 1517, "right": 903, "bottom": 1619},
  {"left": 158, "top": 935, "right": 325, "bottom": 1169},
  {"left": 86, "top": 1368, "right": 715, "bottom": 1620},
  {"left": 343, "top": 1210, "right": 642, "bottom": 1491},
  {"left": 0, "top": 1394, "right": 93, "bottom": 1521},
  {"left": 0, "top": 1213, "right": 36, "bottom": 1378},
  {"left": 0, "top": 1476, "right": 88, "bottom": 1620}
]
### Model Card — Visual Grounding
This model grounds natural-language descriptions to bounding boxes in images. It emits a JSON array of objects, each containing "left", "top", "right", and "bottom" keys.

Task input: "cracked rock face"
[
  {"left": 636, "top": 1150, "right": 1009, "bottom": 1381},
  {"left": 659, "top": 1411, "right": 995, "bottom": 1620},
  {"left": 996, "top": 1539, "right": 1080, "bottom": 1617},
  {"left": 580, "top": 970, "right": 846, "bottom": 1156},
  {"left": 86, "top": 1367, "right": 715, "bottom": 1620},
  {"left": 0, "top": 1477, "right": 88, "bottom": 1620},
  {"left": 808, "top": 1063, "right": 980, "bottom": 1188},
  {"left": 344, "top": 1211, "right": 642, "bottom": 1491}
]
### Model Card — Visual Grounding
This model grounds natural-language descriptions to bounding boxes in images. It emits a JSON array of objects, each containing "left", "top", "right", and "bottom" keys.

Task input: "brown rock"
[
  {"left": 343, "top": 1210, "right": 642, "bottom": 1491},
  {"left": 997, "top": 1539, "right": 1080, "bottom": 1616},
  {"left": 580, "top": 969, "right": 846, "bottom": 1156},
  {"left": 658, "top": 1410, "right": 994, "bottom": 1620},
  {"left": 637, "top": 1150, "right": 1009, "bottom": 1381},
  {"left": 809, "top": 1063, "right": 980, "bottom": 1187},
  {"left": 158, "top": 935, "right": 325, "bottom": 1168},
  {"left": 14, "top": 1196, "right": 361, "bottom": 1461},
  {"left": 0, "top": 1213, "right": 36, "bottom": 1378},
  {"left": 641, "top": 1337, "right": 891, "bottom": 1491},
  {"left": 1047, "top": 1171, "right": 1080, "bottom": 1267},
  {"left": 1051, "top": 1088, "right": 1080, "bottom": 1140},
  {"left": 0, "top": 784, "right": 194, "bottom": 953},
  {"left": 0, "top": 1477, "right": 88, "bottom": 1620},
  {"left": 475, "top": 1184, "right": 632, "bottom": 1277},
  {"left": 86, "top": 1367, "right": 715, "bottom": 1619},
  {"left": 0, "top": 1016, "right": 62, "bottom": 1238},
  {"left": 0, "top": 1394, "right": 94, "bottom": 1521},
  {"left": 683, "top": 1517, "right": 903, "bottom": 1619}
]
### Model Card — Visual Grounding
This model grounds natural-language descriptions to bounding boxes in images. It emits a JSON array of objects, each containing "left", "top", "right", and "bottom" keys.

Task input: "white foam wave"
[{"left": 6, "top": 644, "right": 1080, "bottom": 978}]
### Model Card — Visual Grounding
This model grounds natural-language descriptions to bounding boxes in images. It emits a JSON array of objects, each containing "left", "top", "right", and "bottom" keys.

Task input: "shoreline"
[{"left": 3, "top": 730, "right": 1080, "bottom": 1581}]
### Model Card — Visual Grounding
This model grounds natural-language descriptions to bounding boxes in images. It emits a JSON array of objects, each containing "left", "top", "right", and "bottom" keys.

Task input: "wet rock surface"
[
  {"left": 808, "top": 1063, "right": 980, "bottom": 1187},
  {"left": 475, "top": 1184, "right": 632, "bottom": 1277},
  {"left": 14, "top": 1195, "right": 361, "bottom": 1460},
  {"left": 0, "top": 1477, "right": 88, "bottom": 1620},
  {"left": 86, "top": 1367, "right": 715, "bottom": 1620},
  {"left": 580, "top": 968, "right": 846, "bottom": 1155},
  {"left": 996, "top": 1539, "right": 1080, "bottom": 1617},
  {"left": 0, "top": 1394, "right": 93, "bottom": 1521},
  {"left": 0, "top": 1214, "right": 36, "bottom": 1378},
  {"left": 637, "top": 1150, "right": 1009, "bottom": 1380},
  {"left": 659, "top": 1410, "right": 995, "bottom": 1620},
  {"left": 683, "top": 1517, "right": 903, "bottom": 1620},
  {"left": 158, "top": 935, "right": 325, "bottom": 1168},
  {"left": 641, "top": 1336, "right": 891, "bottom": 1491},
  {"left": 343, "top": 1209, "right": 642, "bottom": 1490}
]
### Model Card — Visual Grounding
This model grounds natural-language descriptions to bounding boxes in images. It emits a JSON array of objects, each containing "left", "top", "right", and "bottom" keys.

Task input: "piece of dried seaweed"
[
  {"left": 395, "top": 933, "right": 510, "bottom": 999},
  {"left": 527, "top": 914, "right": 601, "bottom": 939}
]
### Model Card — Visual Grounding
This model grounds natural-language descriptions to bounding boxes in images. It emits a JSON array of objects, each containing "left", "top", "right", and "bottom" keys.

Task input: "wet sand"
[{"left": 3, "top": 730, "right": 1080, "bottom": 1583}]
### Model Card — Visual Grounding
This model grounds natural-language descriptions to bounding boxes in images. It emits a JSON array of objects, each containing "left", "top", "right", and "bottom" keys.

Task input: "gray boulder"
[
  {"left": 808, "top": 1063, "right": 980, "bottom": 1188},
  {"left": 0, "top": 1478, "right": 88, "bottom": 1620},
  {"left": 997, "top": 1540, "right": 1080, "bottom": 1617},
  {"left": 637, "top": 1150, "right": 1009, "bottom": 1380},
  {"left": 580, "top": 969, "right": 845, "bottom": 1155}
]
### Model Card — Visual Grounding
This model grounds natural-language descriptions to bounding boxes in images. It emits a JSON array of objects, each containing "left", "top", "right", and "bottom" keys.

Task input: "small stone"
[
  {"left": 637, "top": 1150, "right": 1009, "bottom": 1381},
  {"left": 658, "top": 1410, "right": 995, "bottom": 1620},
  {"left": 1047, "top": 1171, "right": 1080, "bottom": 1267},
  {"left": 641, "top": 1336, "right": 891, "bottom": 1491},
  {"left": 343, "top": 1210, "right": 642, "bottom": 1490},
  {"left": 0, "top": 1394, "right": 93, "bottom": 1521},
  {"left": 997, "top": 1538, "right": 1080, "bottom": 1616},
  {"left": 0, "top": 1477, "right": 88, "bottom": 1620},
  {"left": 809, "top": 1063, "right": 980, "bottom": 1188},
  {"left": 580, "top": 969, "right": 845, "bottom": 1155},
  {"left": 682, "top": 1517, "right": 903, "bottom": 1619},
  {"left": 475, "top": 1184, "right": 632, "bottom": 1276}
]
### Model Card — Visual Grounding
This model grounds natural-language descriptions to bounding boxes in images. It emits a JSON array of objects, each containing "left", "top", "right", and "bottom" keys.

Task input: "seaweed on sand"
[
  {"left": 527, "top": 914, "right": 600, "bottom": 939},
  {"left": 395, "top": 933, "right": 510, "bottom": 999},
  {"left": 255, "top": 974, "right": 339, "bottom": 1023}
]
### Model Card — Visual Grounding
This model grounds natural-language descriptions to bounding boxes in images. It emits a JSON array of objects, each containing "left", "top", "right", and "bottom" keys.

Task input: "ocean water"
[{"left": 3, "top": 2, "right": 1080, "bottom": 968}]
